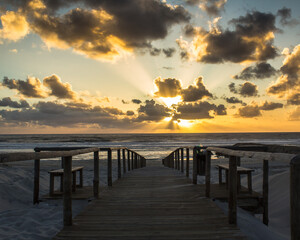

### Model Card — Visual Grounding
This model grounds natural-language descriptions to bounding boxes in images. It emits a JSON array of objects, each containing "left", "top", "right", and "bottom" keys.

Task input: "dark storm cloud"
[
  {"left": 13, "top": 0, "right": 190, "bottom": 60},
  {"left": 149, "top": 48, "right": 161, "bottom": 56},
  {"left": 259, "top": 101, "right": 283, "bottom": 110},
  {"left": 137, "top": 99, "right": 172, "bottom": 121},
  {"left": 181, "top": 77, "right": 212, "bottom": 102},
  {"left": 173, "top": 101, "right": 227, "bottom": 120},
  {"left": 132, "top": 99, "right": 142, "bottom": 104},
  {"left": 1, "top": 76, "right": 46, "bottom": 98},
  {"left": 236, "top": 100, "right": 283, "bottom": 118},
  {"left": 162, "top": 48, "right": 176, "bottom": 58},
  {"left": 237, "top": 105, "right": 261, "bottom": 118},
  {"left": 228, "top": 82, "right": 258, "bottom": 97},
  {"left": 154, "top": 77, "right": 182, "bottom": 98},
  {"left": 0, "top": 100, "right": 140, "bottom": 129},
  {"left": 233, "top": 62, "right": 278, "bottom": 80},
  {"left": 177, "top": 11, "right": 279, "bottom": 63},
  {"left": 126, "top": 110, "right": 135, "bottom": 116},
  {"left": 0, "top": 97, "right": 30, "bottom": 108},
  {"left": 277, "top": 7, "right": 299, "bottom": 26},
  {"left": 224, "top": 96, "right": 244, "bottom": 104},
  {"left": 43, "top": 74, "right": 76, "bottom": 99}
]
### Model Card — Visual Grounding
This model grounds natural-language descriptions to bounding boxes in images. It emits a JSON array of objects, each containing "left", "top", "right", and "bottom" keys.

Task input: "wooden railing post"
[
  {"left": 131, "top": 151, "right": 134, "bottom": 169},
  {"left": 33, "top": 149, "right": 40, "bottom": 204},
  {"left": 205, "top": 151, "right": 211, "bottom": 198},
  {"left": 117, "top": 149, "right": 121, "bottom": 179},
  {"left": 290, "top": 155, "right": 300, "bottom": 240},
  {"left": 186, "top": 148, "right": 189, "bottom": 177},
  {"left": 228, "top": 155, "right": 237, "bottom": 225},
  {"left": 63, "top": 156, "right": 72, "bottom": 226},
  {"left": 263, "top": 160, "right": 269, "bottom": 225},
  {"left": 127, "top": 150, "right": 130, "bottom": 171},
  {"left": 93, "top": 151, "right": 99, "bottom": 198},
  {"left": 107, "top": 149, "right": 112, "bottom": 186},
  {"left": 122, "top": 149, "right": 126, "bottom": 173},
  {"left": 177, "top": 150, "right": 180, "bottom": 170},
  {"left": 175, "top": 150, "right": 178, "bottom": 169},
  {"left": 193, "top": 147, "right": 197, "bottom": 184},
  {"left": 181, "top": 148, "right": 184, "bottom": 173},
  {"left": 172, "top": 152, "right": 175, "bottom": 168}
]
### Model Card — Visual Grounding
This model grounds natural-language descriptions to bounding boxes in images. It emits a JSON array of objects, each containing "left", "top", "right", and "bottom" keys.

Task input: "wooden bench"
[
  {"left": 217, "top": 164, "right": 254, "bottom": 193},
  {"left": 48, "top": 166, "right": 84, "bottom": 196}
]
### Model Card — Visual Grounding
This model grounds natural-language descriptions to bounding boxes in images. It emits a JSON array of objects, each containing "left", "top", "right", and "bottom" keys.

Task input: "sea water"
[{"left": 0, "top": 132, "right": 299, "bottom": 160}]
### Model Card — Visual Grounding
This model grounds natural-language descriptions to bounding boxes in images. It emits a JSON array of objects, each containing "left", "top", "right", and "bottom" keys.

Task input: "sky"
[{"left": 0, "top": 0, "right": 299, "bottom": 134}]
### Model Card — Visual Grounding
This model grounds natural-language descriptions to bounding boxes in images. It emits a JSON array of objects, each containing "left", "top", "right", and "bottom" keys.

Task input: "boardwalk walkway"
[{"left": 54, "top": 161, "right": 246, "bottom": 240}]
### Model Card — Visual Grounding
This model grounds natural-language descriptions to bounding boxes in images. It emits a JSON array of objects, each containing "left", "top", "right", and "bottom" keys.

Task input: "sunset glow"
[{"left": 0, "top": 0, "right": 299, "bottom": 133}]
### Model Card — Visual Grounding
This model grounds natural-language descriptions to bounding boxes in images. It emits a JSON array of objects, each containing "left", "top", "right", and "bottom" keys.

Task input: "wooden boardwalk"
[{"left": 54, "top": 161, "right": 246, "bottom": 240}]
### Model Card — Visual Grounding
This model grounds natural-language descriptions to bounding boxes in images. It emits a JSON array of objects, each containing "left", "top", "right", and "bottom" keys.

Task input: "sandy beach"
[{"left": 0, "top": 155, "right": 291, "bottom": 240}]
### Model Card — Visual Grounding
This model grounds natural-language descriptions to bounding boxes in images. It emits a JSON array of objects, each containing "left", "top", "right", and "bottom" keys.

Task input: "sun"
[{"left": 160, "top": 96, "right": 182, "bottom": 108}]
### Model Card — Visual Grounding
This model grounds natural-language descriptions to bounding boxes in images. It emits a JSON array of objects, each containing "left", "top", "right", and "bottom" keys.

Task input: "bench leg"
[
  {"left": 218, "top": 168, "right": 222, "bottom": 184},
  {"left": 79, "top": 169, "right": 83, "bottom": 188},
  {"left": 50, "top": 174, "right": 54, "bottom": 196},
  {"left": 72, "top": 172, "right": 76, "bottom": 192},
  {"left": 248, "top": 172, "right": 252, "bottom": 194}
]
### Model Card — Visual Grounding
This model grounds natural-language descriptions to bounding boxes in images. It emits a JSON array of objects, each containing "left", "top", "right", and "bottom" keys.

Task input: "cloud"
[
  {"left": 1, "top": 76, "right": 47, "bottom": 98},
  {"left": 259, "top": 101, "right": 283, "bottom": 110},
  {"left": 237, "top": 104, "right": 261, "bottom": 118},
  {"left": 173, "top": 101, "right": 226, "bottom": 120},
  {"left": 233, "top": 62, "right": 278, "bottom": 80},
  {"left": 177, "top": 11, "right": 278, "bottom": 63},
  {"left": 149, "top": 48, "right": 161, "bottom": 56},
  {"left": 236, "top": 100, "right": 283, "bottom": 118},
  {"left": 162, "top": 48, "right": 176, "bottom": 58},
  {"left": 289, "top": 107, "right": 300, "bottom": 121},
  {"left": 0, "top": 100, "right": 139, "bottom": 129},
  {"left": 7, "top": 0, "right": 190, "bottom": 61},
  {"left": 224, "top": 96, "right": 244, "bottom": 104},
  {"left": 43, "top": 74, "right": 77, "bottom": 99},
  {"left": 181, "top": 76, "right": 212, "bottom": 102},
  {"left": 154, "top": 77, "right": 182, "bottom": 98},
  {"left": 0, "top": 97, "right": 30, "bottom": 108},
  {"left": 186, "top": 0, "right": 227, "bottom": 16},
  {"left": 132, "top": 99, "right": 142, "bottom": 104},
  {"left": 267, "top": 44, "right": 300, "bottom": 103},
  {"left": 287, "top": 93, "right": 300, "bottom": 105},
  {"left": 137, "top": 99, "right": 172, "bottom": 121},
  {"left": 229, "top": 81, "right": 258, "bottom": 97},
  {"left": 126, "top": 110, "right": 135, "bottom": 116},
  {"left": 0, "top": 10, "right": 29, "bottom": 42},
  {"left": 277, "top": 7, "right": 299, "bottom": 26}
]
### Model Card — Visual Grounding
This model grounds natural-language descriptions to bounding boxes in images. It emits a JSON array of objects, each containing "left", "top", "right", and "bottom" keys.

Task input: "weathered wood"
[
  {"left": 118, "top": 149, "right": 121, "bottom": 179},
  {"left": 33, "top": 149, "right": 40, "bottom": 205},
  {"left": 0, "top": 147, "right": 99, "bottom": 163},
  {"left": 228, "top": 156, "right": 237, "bottom": 225},
  {"left": 122, "top": 149, "right": 126, "bottom": 174},
  {"left": 193, "top": 147, "right": 197, "bottom": 184},
  {"left": 63, "top": 156, "right": 72, "bottom": 226},
  {"left": 54, "top": 162, "right": 246, "bottom": 240},
  {"left": 186, "top": 148, "right": 189, "bottom": 177},
  {"left": 205, "top": 151, "right": 211, "bottom": 198},
  {"left": 181, "top": 148, "right": 184, "bottom": 173},
  {"left": 207, "top": 147, "right": 295, "bottom": 162},
  {"left": 263, "top": 159, "right": 268, "bottom": 225},
  {"left": 127, "top": 150, "right": 130, "bottom": 171},
  {"left": 131, "top": 151, "right": 134, "bottom": 170},
  {"left": 93, "top": 151, "right": 99, "bottom": 198},
  {"left": 108, "top": 149, "right": 112, "bottom": 187},
  {"left": 291, "top": 155, "right": 300, "bottom": 240}
]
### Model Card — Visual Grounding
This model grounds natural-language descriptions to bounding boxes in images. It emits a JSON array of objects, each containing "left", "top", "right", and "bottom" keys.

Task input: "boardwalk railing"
[
  {"left": 162, "top": 145, "right": 300, "bottom": 240},
  {"left": 0, "top": 147, "right": 146, "bottom": 227}
]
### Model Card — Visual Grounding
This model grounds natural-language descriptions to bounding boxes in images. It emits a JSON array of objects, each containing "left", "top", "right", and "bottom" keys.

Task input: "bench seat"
[
  {"left": 48, "top": 166, "right": 84, "bottom": 196},
  {"left": 217, "top": 164, "right": 254, "bottom": 193}
]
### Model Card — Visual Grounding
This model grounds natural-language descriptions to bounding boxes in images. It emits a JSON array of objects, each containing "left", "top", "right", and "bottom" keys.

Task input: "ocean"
[{"left": 0, "top": 132, "right": 299, "bottom": 160}]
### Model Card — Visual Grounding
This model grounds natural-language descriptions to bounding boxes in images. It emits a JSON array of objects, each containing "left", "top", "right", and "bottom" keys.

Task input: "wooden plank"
[
  {"left": 186, "top": 148, "right": 189, "bottom": 177},
  {"left": 93, "top": 151, "right": 99, "bottom": 198},
  {"left": 107, "top": 149, "right": 112, "bottom": 187},
  {"left": 205, "top": 151, "right": 211, "bottom": 198},
  {"left": 228, "top": 156, "right": 237, "bottom": 225},
  {"left": 33, "top": 153, "right": 40, "bottom": 204},
  {"left": 54, "top": 161, "right": 246, "bottom": 239}
]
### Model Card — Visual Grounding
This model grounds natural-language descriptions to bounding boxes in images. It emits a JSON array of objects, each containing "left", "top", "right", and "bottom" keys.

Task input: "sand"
[{"left": 0, "top": 157, "right": 291, "bottom": 239}]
